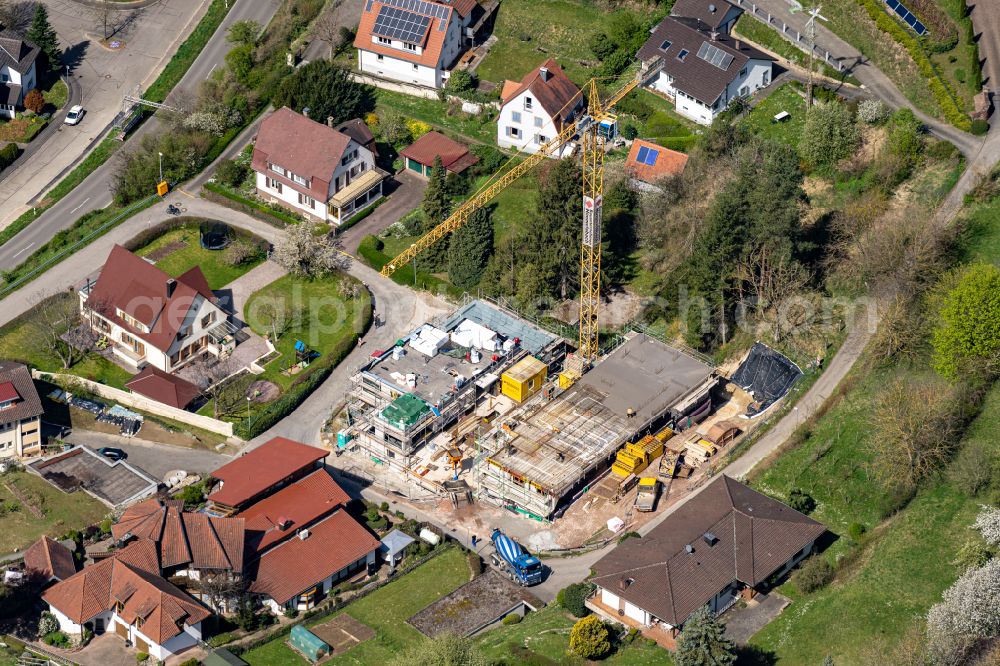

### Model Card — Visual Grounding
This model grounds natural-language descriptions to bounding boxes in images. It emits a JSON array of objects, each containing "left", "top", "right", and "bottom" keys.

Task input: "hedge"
[
  {"left": 232, "top": 304, "right": 372, "bottom": 439},
  {"left": 202, "top": 182, "right": 297, "bottom": 227},
  {"left": 855, "top": 0, "right": 971, "bottom": 131},
  {"left": 0, "top": 143, "right": 18, "bottom": 171}
]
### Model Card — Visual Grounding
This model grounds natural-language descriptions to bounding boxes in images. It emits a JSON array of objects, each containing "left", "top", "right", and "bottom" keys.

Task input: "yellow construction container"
[
  {"left": 655, "top": 426, "right": 674, "bottom": 442},
  {"left": 501, "top": 356, "right": 548, "bottom": 403},
  {"left": 558, "top": 371, "right": 579, "bottom": 389}
]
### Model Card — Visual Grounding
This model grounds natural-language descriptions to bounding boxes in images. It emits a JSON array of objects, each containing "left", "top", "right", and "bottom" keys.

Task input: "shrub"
[
  {"left": 0, "top": 143, "right": 19, "bottom": 171},
  {"left": 856, "top": 99, "right": 889, "bottom": 125},
  {"left": 569, "top": 615, "right": 610, "bottom": 659},
  {"left": 931, "top": 263, "right": 1000, "bottom": 380},
  {"left": 948, "top": 442, "right": 996, "bottom": 496},
  {"left": 793, "top": 555, "right": 834, "bottom": 593},
  {"left": 136, "top": 652, "right": 149, "bottom": 663},
  {"left": 621, "top": 123, "right": 638, "bottom": 140},
  {"left": 788, "top": 489, "right": 816, "bottom": 514},
  {"left": 617, "top": 531, "right": 641, "bottom": 544},
  {"left": 43, "top": 631, "right": 70, "bottom": 648},
  {"left": 799, "top": 102, "right": 859, "bottom": 169},
  {"left": 848, "top": 522, "right": 866, "bottom": 543},
  {"left": 502, "top": 613, "right": 522, "bottom": 625},
  {"left": 284, "top": 607, "right": 298, "bottom": 619},
  {"left": 446, "top": 69, "right": 475, "bottom": 94},
  {"left": 972, "top": 119, "right": 989, "bottom": 136},
  {"left": 38, "top": 611, "right": 59, "bottom": 636},
  {"left": 215, "top": 159, "right": 249, "bottom": 187},
  {"left": 559, "top": 582, "right": 593, "bottom": 618},
  {"left": 23, "top": 89, "right": 44, "bottom": 114},
  {"left": 380, "top": 501, "right": 389, "bottom": 511}
]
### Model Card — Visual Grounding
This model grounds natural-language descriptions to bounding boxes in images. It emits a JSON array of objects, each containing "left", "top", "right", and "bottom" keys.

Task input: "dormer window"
[
  {"left": 403, "top": 42, "right": 417, "bottom": 51},
  {"left": 117, "top": 309, "right": 148, "bottom": 334},
  {"left": 377, "top": 36, "right": 391, "bottom": 45}
]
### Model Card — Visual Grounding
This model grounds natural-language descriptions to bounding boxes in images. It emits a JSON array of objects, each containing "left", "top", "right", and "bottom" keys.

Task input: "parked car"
[
  {"left": 64, "top": 105, "right": 84, "bottom": 125},
  {"left": 97, "top": 447, "right": 127, "bottom": 461}
]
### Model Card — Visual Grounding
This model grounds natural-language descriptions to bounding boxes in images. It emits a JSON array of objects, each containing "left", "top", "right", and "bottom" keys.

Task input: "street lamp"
[
  {"left": 246, "top": 396, "right": 252, "bottom": 433},
  {"left": 158, "top": 152, "right": 164, "bottom": 183}
]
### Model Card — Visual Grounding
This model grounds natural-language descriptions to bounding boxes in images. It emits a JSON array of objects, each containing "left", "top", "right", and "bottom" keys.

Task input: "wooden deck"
[{"left": 585, "top": 596, "right": 677, "bottom": 651}]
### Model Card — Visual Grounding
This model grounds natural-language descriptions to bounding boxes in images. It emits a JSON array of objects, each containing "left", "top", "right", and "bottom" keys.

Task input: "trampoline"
[
  {"left": 731, "top": 342, "right": 803, "bottom": 417},
  {"left": 200, "top": 221, "right": 232, "bottom": 250}
]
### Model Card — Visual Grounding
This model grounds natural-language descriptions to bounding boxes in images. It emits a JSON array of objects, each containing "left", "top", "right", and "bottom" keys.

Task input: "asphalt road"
[{"left": 0, "top": 0, "right": 283, "bottom": 270}]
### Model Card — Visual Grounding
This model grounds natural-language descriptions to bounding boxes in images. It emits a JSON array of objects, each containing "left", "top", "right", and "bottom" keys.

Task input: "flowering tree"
[
  {"left": 926, "top": 559, "right": 1000, "bottom": 663},
  {"left": 973, "top": 505, "right": 1000, "bottom": 548}
]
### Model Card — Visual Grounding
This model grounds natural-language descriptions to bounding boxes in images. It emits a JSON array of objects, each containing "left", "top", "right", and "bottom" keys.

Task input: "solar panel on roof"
[
  {"left": 644, "top": 148, "right": 659, "bottom": 166},
  {"left": 378, "top": 0, "right": 450, "bottom": 18},
  {"left": 373, "top": 5, "right": 431, "bottom": 43},
  {"left": 697, "top": 41, "right": 735, "bottom": 70},
  {"left": 636, "top": 146, "right": 650, "bottom": 164}
]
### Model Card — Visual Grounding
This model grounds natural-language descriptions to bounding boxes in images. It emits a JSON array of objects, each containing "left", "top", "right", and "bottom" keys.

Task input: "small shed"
[
  {"left": 400, "top": 131, "right": 479, "bottom": 177},
  {"left": 289, "top": 625, "right": 331, "bottom": 663},
  {"left": 126, "top": 365, "right": 201, "bottom": 410},
  {"left": 703, "top": 420, "right": 740, "bottom": 447},
  {"left": 203, "top": 648, "right": 249, "bottom": 666},
  {"left": 381, "top": 529, "right": 416, "bottom": 568},
  {"left": 501, "top": 356, "right": 547, "bottom": 403}
]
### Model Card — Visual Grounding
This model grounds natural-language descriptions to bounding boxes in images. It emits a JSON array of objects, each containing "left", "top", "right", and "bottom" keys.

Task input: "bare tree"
[
  {"left": 33, "top": 293, "right": 95, "bottom": 370},
  {"left": 189, "top": 356, "right": 240, "bottom": 419},
  {"left": 734, "top": 244, "right": 809, "bottom": 342},
  {"left": 199, "top": 573, "right": 247, "bottom": 614},
  {"left": 0, "top": 1, "right": 35, "bottom": 34},
  {"left": 868, "top": 377, "right": 962, "bottom": 489},
  {"left": 253, "top": 300, "right": 300, "bottom": 343},
  {"left": 272, "top": 223, "right": 349, "bottom": 277},
  {"left": 93, "top": 1, "right": 141, "bottom": 41}
]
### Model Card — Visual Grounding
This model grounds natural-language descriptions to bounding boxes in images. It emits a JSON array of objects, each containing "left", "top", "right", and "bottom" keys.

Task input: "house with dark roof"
[
  {"left": 80, "top": 245, "right": 231, "bottom": 374},
  {"left": 43, "top": 539, "right": 212, "bottom": 662},
  {"left": 497, "top": 59, "right": 583, "bottom": 156},
  {"left": 125, "top": 365, "right": 201, "bottom": 410},
  {"left": 251, "top": 107, "right": 387, "bottom": 225},
  {"left": 587, "top": 475, "right": 824, "bottom": 642},
  {"left": 24, "top": 536, "right": 76, "bottom": 584},
  {"left": 0, "top": 32, "right": 39, "bottom": 119},
  {"left": 638, "top": 2, "right": 773, "bottom": 125},
  {"left": 400, "top": 131, "right": 478, "bottom": 177},
  {"left": 0, "top": 360, "right": 44, "bottom": 459},
  {"left": 354, "top": 0, "right": 479, "bottom": 89}
]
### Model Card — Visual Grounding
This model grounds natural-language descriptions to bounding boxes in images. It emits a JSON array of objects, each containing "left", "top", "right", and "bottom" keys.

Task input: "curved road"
[{"left": 0, "top": 0, "right": 283, "bottom": 270}]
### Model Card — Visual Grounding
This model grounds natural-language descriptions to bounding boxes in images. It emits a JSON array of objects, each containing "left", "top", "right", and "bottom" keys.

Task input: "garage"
[
  {"left": 115, "top": 621, "right": 128, "bottom": 639},
  {"left": 624, "top": 601, "right": 647, "bottom": 624}
]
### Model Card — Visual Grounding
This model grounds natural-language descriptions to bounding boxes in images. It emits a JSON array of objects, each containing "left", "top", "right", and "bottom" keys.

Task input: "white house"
[
  {"left": 251, "top": 107, "right": 387, "bottom": 225},
  {"left": 43, "top": 541, "right": 211, "bottom": 661},
  {"left": 354, "top": 0, "right": 479, "bottom": 89},
  {"left": 638, "top": 14, "right": 773, "bottom": 125},
  {"left": 587, "top": 475, "right": 825, "bottom": 641},
  {"left": 0, "top": 361, "right": 43, "bottom": 459},
  {"left": 0, "top": 32, "right": 38, "bottom": 119},
  {"left": 497, "top": 59, "right": 583, "bottom": 156},
  {"left": 80, "top": 245, "right": 232, "bottom": 374}
]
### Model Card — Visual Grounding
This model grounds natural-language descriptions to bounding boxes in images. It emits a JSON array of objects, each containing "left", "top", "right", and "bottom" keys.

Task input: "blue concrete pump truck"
[{"left": 490, "top": 528, "right": 544, "bottom": 586}]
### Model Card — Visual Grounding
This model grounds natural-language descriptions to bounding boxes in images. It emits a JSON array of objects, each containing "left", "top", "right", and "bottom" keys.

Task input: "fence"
[
  {"left": 34, "top": 370, "right": 234, "bottom": 437},
  {"left": 730, "top": 0, "right": 846, "bottom": 72}
]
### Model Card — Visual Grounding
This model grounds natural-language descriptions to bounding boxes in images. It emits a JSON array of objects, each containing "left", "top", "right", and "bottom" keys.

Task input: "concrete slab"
[{"left": 722, "top": 591, "right": 791, "bottom": 644}]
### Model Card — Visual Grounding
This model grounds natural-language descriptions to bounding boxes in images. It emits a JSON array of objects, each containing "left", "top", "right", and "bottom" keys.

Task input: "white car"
[{"left": 64, "top": 105, "right": 84, "bottom": 125}]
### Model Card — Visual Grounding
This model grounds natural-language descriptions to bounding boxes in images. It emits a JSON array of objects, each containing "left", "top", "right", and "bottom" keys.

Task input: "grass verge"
[
  {"left": 0, "top": 470, "right": 108, "bottom": 553},
  {"left": 734, "top": 15, "right": 861, "bottom": 86}
]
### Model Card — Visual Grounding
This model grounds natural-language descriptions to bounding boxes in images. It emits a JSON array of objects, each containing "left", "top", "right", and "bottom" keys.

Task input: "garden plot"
[{"left": 309, "top": 615, "right": 375, "bottom": 658}]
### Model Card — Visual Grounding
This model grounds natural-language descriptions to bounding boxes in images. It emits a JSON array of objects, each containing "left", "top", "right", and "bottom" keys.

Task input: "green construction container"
[
  {"left": 289, "top": 625, "right": 330, "bottom": 663},
  {"left": 380, "top": 394, "right": 431, "bottom": 430}
]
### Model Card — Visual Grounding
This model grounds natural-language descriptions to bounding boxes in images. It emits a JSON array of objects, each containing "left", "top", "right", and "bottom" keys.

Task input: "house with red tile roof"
[
  {"left": 497, "top": 60, "right": 583, "bottom": 157},
  {"left": 251, "top": 107, "right": 387, "bottom": 226},
  {"left": 24, "top": 536, "right": 76, "bottom": 583},
  {"left": 79, "top": 245, "right": 231, "bottom": 374},
  {"left": 624, "top": 139, "right": 689, "bottom": 190},
  {"left": 587, "top": 475, "right": 824, "bottom": 642},
  {"left": 400, "top": 131, "right": 478, "bottom": 177},
  {"left": 125, "top": 366, "right": 201, "bottom": 410},
  {"left": 0, "top": 360, "right": 44, "bottom": 459},
  {"left": 42, "top": 540, "right": 211, "bottom": 662},
  {"left": 354, "top": 0, "right": 479, "bottom": 89},
  {"left": 205, "top": 437, "right": 329, "bottom": 514}
]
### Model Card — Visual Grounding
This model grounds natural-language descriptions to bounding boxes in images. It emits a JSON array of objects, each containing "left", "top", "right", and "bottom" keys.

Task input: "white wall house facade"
[
  {"left": 0, "top": 35, "right": 38, "bottom": 119},
  {"left": 254, "top": 137, "right": 382, "bottom": 225},
  {"left": 497, "top": 61, "right": 582, "bottom": 157},
  {"left": 261, "top": 550, "right": 377, "bottom": 615},
  {"left": 497, "top": 90, "right": 567, "bottom": 155},
  {"left": 0, "top": 415, "right": 41, "bottom": 459},
  {"left": 354, "top": 0, "right": 468, "bottom": 89},
  {"left": 49, "top": 606, "right": 202, "bottom": 661},
  {"left": 647, "top": 57, "right": 771, "bottom": 125}
]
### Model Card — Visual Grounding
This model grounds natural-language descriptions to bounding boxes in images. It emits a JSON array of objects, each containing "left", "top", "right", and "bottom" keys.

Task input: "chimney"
[
  {"left": 327, "top": 116, "right": 335, "bottom": 128},
  {"left": 298, "top": 528, "right": 310, "bottom": 540},
  {"left": 708, "top": 3, "right": 716, "bottom": 12},
  {"left": 711, "top": 30, "right": 719, "bottom": 41},
  {"left": 703, "top": 532, "right": 719, "bottom": 547},
  {"left": 302, "top": 107, "right": 311, "bottom": 118},
  {"left": 166, "top": 278, "right": 176, "bottom": 298},
  {"left": 539, "top": 67, "right": 550, "bottom": 82},
  {"left": 277, "top": 517, "right": 291, "bottom": 531},
  {"left": 685, "top": 544, "right": 694, "bottom": 554}
]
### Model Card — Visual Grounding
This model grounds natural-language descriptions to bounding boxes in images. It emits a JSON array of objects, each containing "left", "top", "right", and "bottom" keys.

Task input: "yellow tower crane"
[{"left": 379, "top": 63, "right": 657, "bottom": 363}]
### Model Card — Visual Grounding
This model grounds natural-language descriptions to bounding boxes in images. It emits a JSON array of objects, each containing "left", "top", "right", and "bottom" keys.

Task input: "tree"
[
  {"left": 557, "top": 582, "right": 593, "bottom": 618},
  {"left": 931, "top": 263, "right": 1000, "bottom": 381},
  {"left": 798, "top": 102, "right": 859, "bottom": 169},
  {"left": 27, "top": 4, "right": 59, "bottom": 68},
  {"left": 22, "top": 89, "right": 44, "bottom": 114},
  {"left": 422, "top": 156, "right": 450, "bottom": 225},
  {"left": 387, "top": 634, "right": 488, "bottom": 666},
  {"left": 926, "top": 558, "right": 1000, "bottom": 664},
  {"left": 445, "top": 69, "right": 475, "bottom": 94},
  {"left": 226, "top": 19, "right": 260, "bottom": 46},
  {"left": 35, "top": 293, "right": 94, "bottom": 370},
  {"left": 448, "top": 207, "right": 492, "bottom": 289},
  {"left": 675, "top": 607, "right": 736, "bottom": 666},
  {"left": 973, "top": 505, "right": 1000, "bottom": 548},
  {"left": 273, "top": 60, "right": 376, "bottom": 127},
  {"left": 569, "top": 615, "right": 610, "bottom": 659},
  {"left": 37, "top": 611, "right": 59, "bottom": 637},
  {"left": 272, "top": 223, "right": 348, "bottom": 277},
  {"left": 532, "top": 158, "right": 582, "bottom": 299},
  {"left": 868, "top": 377, "right": 962, "bottom": 489}
]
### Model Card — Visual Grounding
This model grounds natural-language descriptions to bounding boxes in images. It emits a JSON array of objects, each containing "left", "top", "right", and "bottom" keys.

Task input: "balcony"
[
  {"left": 112, "top": 344, "right": 146, "bottom": 367},
  {"left": 585, "top": 593, "right": 677, "bottom": 651}
]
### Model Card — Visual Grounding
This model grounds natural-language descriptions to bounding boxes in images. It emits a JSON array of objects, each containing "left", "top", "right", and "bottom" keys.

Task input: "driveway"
[
  {"left": 0, "top": 0, "right": 211, "bottom": 228},
  {"left": 340, "top": 169, "right": 427, "bottom": 255},
  {"left": 723, "top": 592, "right": 791, "bottom": 644},
  {"left": 60, "top": 428, "right": 231, "bottom": 480},
  {"left": 216, "top": 259, "right": 287, "bottom": 319}
]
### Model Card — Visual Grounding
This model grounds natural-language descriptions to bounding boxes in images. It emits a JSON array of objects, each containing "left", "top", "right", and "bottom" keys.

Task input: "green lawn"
[
  {"left": 241, "top": 547, "right": 471, "bottom": 666},
  {"left": 42, "top": 78, "right": 69, "bottom": 112},
  {"left": 743, "top": 83, "right": 807, "bottom": 146},
  {"left": 0, "top": 471, "right": 109, "bottom": 553},
  {"left": 243, "top": 273, "right": 371, "bottom": 391},
  {"left": 477, "top": 604, "right": 673, "bottom": 665},
  {"left": 135, "top": 225, "right": 263, "bottom": 289},
  {"left": 375, "top": 90, "right": 496, "bottom": 146},
  {"left": 0, "top": 292, "right": 131, "bottom": 389},
  {"left": 476, "top": 0, "right": 624, "bottom": 86},
  {"left": 749, "top": 384, "right": 1000, "bottom": 664}
]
